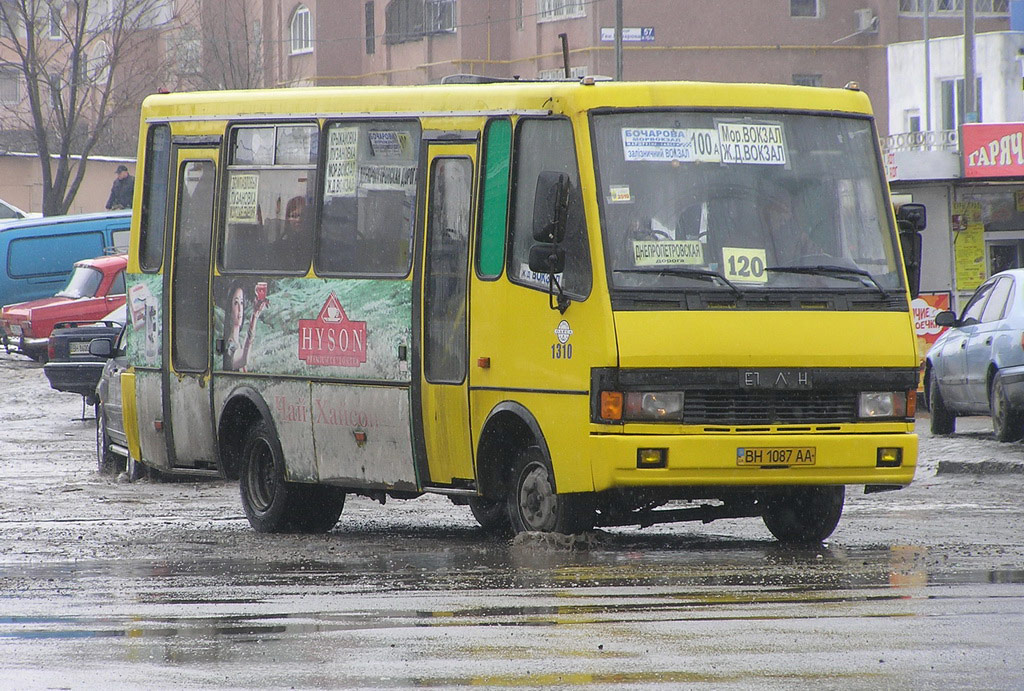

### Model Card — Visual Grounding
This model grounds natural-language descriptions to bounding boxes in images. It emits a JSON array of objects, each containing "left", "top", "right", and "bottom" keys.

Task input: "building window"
[
  {"left": 385, "top": 0, "right": 424, "bottom": 44},
  {"left": 902, "top": 0, "right": 1010, "bottom": 12},
  {"left": 907, "top": 111, "right": 922, "bottom": 132},
  {"left": 365, "top": 2, "right": 375, "bottom": 54},
  {"left": 790, "top": 0, "right": 819, "bottom": 17},
  {"left": 89, "top": 40, "right": 110, "bottom": 83},
  {"left": 290, "top": 5, "right": 312, "bottom": 55},
  {"left": 537, "top": 0, "right": 585, "bottom": 22},
  {"left": 941, "top": 77, "right": 982, "bottom": 130},
  {"left": 538, "top": 65, "right": 588, "bottom": 80},
  {"left": 0, "top": 67, "right": 20, "bottom": 104},
  {"left": 171, "top": 27, "right": 201, "bottom": 75},
  {"left": 792, "top": 74, "right": 822, "bottom": 87},
  {"left": 425, "top": 0, "right": 454, "bottom": 33},
  {"left": 48, "top": 6, "right": 61, "bottom": 39}
]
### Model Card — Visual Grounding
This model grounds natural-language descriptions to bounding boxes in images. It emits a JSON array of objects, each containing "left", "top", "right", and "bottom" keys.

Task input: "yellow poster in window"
[{"left": 955, "top": 222, "right": 986, "bottom": 292}]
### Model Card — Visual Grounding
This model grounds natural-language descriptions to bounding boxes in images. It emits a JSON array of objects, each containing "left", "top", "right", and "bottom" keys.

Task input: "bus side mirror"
[
  {"left": 896, "top": 202, "right": 926, "bottom": 232},
  {"left": 532, "top": 171, "right": 570, "bottom": 244},
  {"left": 529, "top": 244, "right": 565, "bottom": 274},
  {"left": 899, "top": 229, "right": 922, "bottom": 298}
]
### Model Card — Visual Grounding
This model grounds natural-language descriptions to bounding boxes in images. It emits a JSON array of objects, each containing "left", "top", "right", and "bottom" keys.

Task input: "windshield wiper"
[
  {"left": 765, "top": 264, "right": 887, "bottom": 295},
  {"left": 614, "top": 266, "right": 744, "bottom": 297}
]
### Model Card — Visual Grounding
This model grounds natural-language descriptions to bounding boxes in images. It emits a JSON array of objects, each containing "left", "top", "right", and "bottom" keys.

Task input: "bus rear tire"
[
  {"left": 761, "top": 486, "right": 844, "bottom": 544},
  {"left": 507, "top": 446, "right": 594, "bottom": 535},
  {"left": 239, "top": 419, "right": 343, "bottom": 533}
]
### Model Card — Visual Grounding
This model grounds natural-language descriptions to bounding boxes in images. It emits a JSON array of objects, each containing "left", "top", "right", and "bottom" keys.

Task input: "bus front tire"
[
  {"left": 468, "top": 496, "right": 510, "bottom": 532},
  {"left": 761, "top": 486, "right": 844, "bottom": 544},
  {"left": 239, "top": 419, "right": 344, "bottom": 533},
  {"left": 507, "top": 446, "right": 594, "bottom": 535}
]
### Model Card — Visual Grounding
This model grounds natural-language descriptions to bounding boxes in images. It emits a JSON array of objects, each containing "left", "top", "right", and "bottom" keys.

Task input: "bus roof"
[{"left": 140, "top": 80, "right": 874, "bottom": 122}]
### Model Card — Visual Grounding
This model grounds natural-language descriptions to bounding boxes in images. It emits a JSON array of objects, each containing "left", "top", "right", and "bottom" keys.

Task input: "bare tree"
[
  {"left": 0, "top": 0, "right": 178, "bottom": 215},
  {"left": 195, "top": 0, "right": 262, "bottom": 91}
]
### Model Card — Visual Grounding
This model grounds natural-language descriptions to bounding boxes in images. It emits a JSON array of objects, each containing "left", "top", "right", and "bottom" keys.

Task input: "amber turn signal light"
[{"left": 600, "top": 391, "right": 623, "bottom": 421}]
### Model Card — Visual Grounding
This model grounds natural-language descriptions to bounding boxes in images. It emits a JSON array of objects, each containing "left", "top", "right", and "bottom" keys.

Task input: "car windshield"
[
  {"left": 56, "top": 266, "right": 103, "bottom": 299},
  {"left": 592, "top": 110, "right": 902, "bottom": 295}
]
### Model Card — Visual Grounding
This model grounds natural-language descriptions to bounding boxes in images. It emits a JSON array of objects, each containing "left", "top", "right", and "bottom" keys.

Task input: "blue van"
[{"left": 0, "top": 211, "right": 132, "bottom": 308}]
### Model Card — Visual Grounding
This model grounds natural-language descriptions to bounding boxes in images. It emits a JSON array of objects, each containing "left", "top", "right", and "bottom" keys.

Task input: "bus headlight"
[
  {"left": 625, "top": 391, "right": 684, "bottom": 422},
  {"left": 858, "top": 391, "right": 907, "bottom": 418}
]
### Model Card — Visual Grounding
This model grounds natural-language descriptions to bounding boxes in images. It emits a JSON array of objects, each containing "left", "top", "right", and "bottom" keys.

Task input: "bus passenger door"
[
  {"left": 163, "top": 150, "right": 220, "bottom": 470},
  {"left": 417, "top": 143, "right": 477, "bottom": 485}
]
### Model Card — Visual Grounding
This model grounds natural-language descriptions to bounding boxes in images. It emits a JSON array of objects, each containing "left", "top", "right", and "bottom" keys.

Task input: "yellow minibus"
[{"left": 118, "top": 78, "right": 924, "bottom": 542}]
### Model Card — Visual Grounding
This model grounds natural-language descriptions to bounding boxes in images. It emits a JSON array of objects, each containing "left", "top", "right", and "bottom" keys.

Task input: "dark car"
[
  {"left": 42, "top": 304, "right": 126, "bottom": 404},
  {"left": 92, "top": 325, "right": 140, "bottom": 477}
]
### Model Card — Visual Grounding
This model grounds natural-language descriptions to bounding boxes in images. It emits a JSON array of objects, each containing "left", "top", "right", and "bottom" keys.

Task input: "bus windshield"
[{"left": 592, "top": 110, "right": 901, "bottom": 295}]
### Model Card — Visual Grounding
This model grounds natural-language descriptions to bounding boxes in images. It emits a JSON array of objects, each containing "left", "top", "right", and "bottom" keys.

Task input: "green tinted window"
[{"left": 477, "top": 119, "right": 511, "bottom": 278}]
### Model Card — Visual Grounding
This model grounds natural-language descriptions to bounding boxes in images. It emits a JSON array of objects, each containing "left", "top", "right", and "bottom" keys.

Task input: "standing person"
[
  {"left": 105, "top": 165, "right": 135, "bottom": 210},
  {"left": 222, "top": 280, "right": 268, "bottom": 372}
]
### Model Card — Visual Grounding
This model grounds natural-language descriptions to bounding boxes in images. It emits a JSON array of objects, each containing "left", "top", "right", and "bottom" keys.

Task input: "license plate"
[
  {"left": 736, "top": 446, "right": 816, "bottom": 466},
  {"left": 70, "top": 341, "right": 90, "bottom": 355}
]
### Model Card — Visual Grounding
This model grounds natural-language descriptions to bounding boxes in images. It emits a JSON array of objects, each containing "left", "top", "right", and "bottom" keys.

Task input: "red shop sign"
[{"left": 962, "top": 122, "right": 1024, "bottom": 178}]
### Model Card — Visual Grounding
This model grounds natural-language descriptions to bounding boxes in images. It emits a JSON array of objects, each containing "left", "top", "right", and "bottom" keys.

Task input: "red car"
[{"left": 1, "top": 254, "right": 127, "bottom": 362}]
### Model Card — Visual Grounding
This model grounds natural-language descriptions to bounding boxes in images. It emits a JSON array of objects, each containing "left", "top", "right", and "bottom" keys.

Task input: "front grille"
[{"left": 683, "top": 390, "right": 858, "bottom": 425}]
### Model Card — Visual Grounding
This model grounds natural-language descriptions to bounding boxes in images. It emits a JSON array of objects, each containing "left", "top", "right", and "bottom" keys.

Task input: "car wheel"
[
  {"left": 468, "top": 496, "right": 510, "bottom": 532},
  {"left": 929, "top": 376, "right": 956, "bottom": 435},
  {"left": 95, "top": 406, "right": 125, "bottom": 475},
  {"left": 761, "top": 486, "right": 845, "bottom": 544},
  {"left": 239, "top": 418, "right": 343, "bottom": 533},
  {"left": 990, "top": 374, "right": 1024, "bottom": 442},
  {"left": 506, "top": 446, "right": 594, "bottom": 535}
]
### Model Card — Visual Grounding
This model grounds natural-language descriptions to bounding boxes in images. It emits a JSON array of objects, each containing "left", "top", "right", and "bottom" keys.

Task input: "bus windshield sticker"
[
  {"left": 621, "top": 127, "right": 720, "bottom": 163},
  {"left": 227, "top": 173, "right": 260, "bottom": 224},
  {"left": 608, "top": 185, "right": 632, "bottom": 203},
  {"left": 324, "top": 127, "right": 359, "bottom": 199},
  {"left": 368, "top": 130, "right": 412, "bottom": 159},
  {"left": 518, "top": 263, "right": 564, "bottom": 288},
  {"left": 716, "top": 122, "right": 787, "bottom": 166},
  {"left": 633, "top": 240, "right": 704, "bottom": 266},
  {"left": 358, "top": 163, "right": 417, "bottom": 191},
  {"left": 722, "top": 246, "right": 768, "bottom": 283}
]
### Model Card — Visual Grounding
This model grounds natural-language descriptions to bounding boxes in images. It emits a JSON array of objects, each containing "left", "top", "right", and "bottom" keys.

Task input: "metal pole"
[
  {"left": 965, "top": 0, "right": 977, "bottom": 123},
  {"left": 615, "top": 0, "right": 623, "bottom": 81},
  {"left": 924, "top": 0, "right": 932, "bottom": 132}
]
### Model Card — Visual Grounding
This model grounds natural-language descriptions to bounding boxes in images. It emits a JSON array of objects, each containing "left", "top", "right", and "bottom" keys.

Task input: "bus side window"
[
  {"left": 508, "top": 118, "right": 591, "bottom": 299},
  {"left": 476, "top": 118, "right": 512, "bottom": 279},
  {"left": 316, "top": 120, "right": 420, "bottom": 277},
  {"left": 220, "top": 124, "right": 318, "bottom": 274},
  {"left": 139, "top": 124, "right": 171, "bottom": 272}
]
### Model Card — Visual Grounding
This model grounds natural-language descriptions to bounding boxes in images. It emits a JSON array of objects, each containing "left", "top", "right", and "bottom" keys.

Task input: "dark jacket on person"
[{"left": 106, "top": 175, "right": 135, "bottom": 210}]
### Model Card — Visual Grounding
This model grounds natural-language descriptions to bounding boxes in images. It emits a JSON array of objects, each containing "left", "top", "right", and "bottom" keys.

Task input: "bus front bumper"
[{"left": 587, "top": 431, "right": 917, "bottom": 492}]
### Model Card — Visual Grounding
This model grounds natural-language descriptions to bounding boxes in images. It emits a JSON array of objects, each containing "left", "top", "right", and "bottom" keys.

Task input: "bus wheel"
[
  {"left": 761, "top": 486, "right": 844, "bottom": 544},
  {"left": 468, "top": 496, "right": 509, "bottom": 532},
  {"left": 507, "top": 446, "right": 594, "bottom": 535},
  {"left": 239, "top": 419, "right": 343, "bottom": 533},
  {"left": 293, "top": 484, "right": 346, "bottom": 533}
]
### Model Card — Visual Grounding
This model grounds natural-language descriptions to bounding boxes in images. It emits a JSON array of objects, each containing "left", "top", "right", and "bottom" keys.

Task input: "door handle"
[
  {"left": 961, "top": 341, "right": 967, "bottom": 349},
  {"left": 985, "top": 337, "right": 993, "bottom": 345}
]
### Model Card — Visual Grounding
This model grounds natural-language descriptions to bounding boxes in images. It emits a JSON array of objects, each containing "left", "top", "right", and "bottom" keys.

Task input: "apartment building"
[{"left": 260, "top": 1, "right": 1009, "bottom": 138}]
